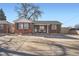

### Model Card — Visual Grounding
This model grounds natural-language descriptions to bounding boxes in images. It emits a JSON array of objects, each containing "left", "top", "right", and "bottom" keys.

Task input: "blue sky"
[{"left": 0, "top": 3, "right": 79, "bottom": 27}]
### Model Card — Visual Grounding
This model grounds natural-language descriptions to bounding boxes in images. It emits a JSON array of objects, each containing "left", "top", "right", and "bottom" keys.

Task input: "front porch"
[
  {"left": 34, "top": 25, "right": 48, "bottom": 33},
  {"left": 33, "top": 24, "right": 60, "bottom": 33}
]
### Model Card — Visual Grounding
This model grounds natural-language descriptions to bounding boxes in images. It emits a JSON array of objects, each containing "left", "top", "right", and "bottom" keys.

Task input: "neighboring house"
[
  {"left": 61, "top": 27, "right": 71, "bottom": 34},
  {"left": 0, "top": 20, "right": 9, "bottom": 33},
  {"left": 14, "top": 18, "right": 62, "bottom": 34},
  {"left": 69, "top": 28, "right": 79, "bottom": 35}
]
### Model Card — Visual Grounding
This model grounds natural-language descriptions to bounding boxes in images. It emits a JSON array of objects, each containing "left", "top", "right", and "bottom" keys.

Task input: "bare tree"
[{"left": 15, "top": 3, "right": 42, "bottom": 21}]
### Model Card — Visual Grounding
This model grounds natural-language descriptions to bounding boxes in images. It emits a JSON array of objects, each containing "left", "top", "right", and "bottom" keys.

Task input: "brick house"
[
  {"left": 14, "top": 18, "right": 62, "bottom": 34},
  {"left": 0, "top": 20, "right": 9, "bottom": 33}
]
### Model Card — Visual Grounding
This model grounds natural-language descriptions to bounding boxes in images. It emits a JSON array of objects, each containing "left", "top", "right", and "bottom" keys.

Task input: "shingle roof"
[
  {"left": 14, "top": 18, "right": 62, "bottom": 25},
  {"left": 0, "top": 20, "right": 9, "bottom": 24},
  {"left": 14, "top": 18, "right": 32, "bottom": 23},
  {"left": 33, "top": 21, "right": 62, "bottom": 25}
]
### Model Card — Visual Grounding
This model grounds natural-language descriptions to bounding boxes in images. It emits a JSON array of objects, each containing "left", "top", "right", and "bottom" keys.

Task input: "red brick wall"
[{"left": 3, "top": 24, "right": 9, "bottom": 33}]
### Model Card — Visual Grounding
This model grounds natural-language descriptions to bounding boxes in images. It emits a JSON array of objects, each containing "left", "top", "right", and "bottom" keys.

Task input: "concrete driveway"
[{"left": 0, "top": 34, "right": 79, "bottom": 56}]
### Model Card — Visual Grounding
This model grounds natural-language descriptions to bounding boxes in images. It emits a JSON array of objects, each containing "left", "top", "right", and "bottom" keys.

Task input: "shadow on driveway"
[{"left": 0, "top": 47, "right": 37, "bottom": 56}]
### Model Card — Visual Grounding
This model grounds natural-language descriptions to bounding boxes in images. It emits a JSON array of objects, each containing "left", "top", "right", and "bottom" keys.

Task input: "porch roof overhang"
[{"left": 33, "top": 21, "right": 62, "bottom": 25}]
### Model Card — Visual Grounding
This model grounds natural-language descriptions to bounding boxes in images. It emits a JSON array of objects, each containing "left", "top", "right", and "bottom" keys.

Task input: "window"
[
  {"left": 18, "top": 23, "right": 23, "bottom": 29},
  {"left": 39, "top": 26, "right": 44, "bottom": 30},
  {"left": 35, "top": 28, "right": 37, "bottom": 32},
  {"left": 52, "top": 25, "right": 57, "bottom": 30},
  {"left": 24, "top": 23, "right": 29, "bottom": 29},
  {"left": 18, "top": 23, "right": 29, "bottom": 29}
]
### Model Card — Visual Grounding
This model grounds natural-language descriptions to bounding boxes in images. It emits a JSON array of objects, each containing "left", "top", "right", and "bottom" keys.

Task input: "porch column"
[
  {"left": 32, "top": 23, "right": 35, "bottom": 33},
  {"left": 47, "top": 25, "right": 49, "bottom": 33}
]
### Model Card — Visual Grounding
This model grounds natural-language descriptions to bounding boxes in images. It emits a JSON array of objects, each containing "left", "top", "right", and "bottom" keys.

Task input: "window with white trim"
[
  {"left": 18, "top": 23, "right": 29, "bottom": 29},
  {"left": 35, "top": 28, "right": 37, "bottom": 32},
  {"left": 39, "top": 26, "right": 44, "bottom": 30},
  {"left": 24, "top": 23, "right": 29, "bottom": 29},
  {"left": 18, "top": 23, "right": 23, "bottom": 29}
]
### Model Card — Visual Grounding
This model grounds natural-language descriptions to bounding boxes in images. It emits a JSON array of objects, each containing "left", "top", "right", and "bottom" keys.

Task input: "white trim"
[
  {"left": 34, "top": 24, "right": 50, "bottom": 25},
  {"left": 47, "top": 25, "right": 49, "bottom": 33}
]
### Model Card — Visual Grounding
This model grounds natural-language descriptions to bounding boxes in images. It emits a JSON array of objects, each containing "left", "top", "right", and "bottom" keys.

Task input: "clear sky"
[{"left": 0, "top": 3, "right": 79, "bottom": 27}]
